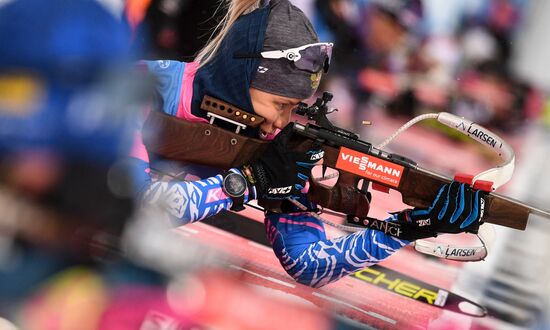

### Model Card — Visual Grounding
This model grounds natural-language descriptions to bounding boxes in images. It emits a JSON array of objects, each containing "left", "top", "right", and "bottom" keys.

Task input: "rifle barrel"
[{"left": 492, "top": 192, "right": 550, "bottom": 219}]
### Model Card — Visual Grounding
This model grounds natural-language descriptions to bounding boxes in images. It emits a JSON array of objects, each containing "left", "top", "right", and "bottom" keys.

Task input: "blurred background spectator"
[
  {"left": 293, "top": 0, "right": 544, "bottom": 135},
  {"left": 129, "top": 0, "right": 223, "bottom": 61}
]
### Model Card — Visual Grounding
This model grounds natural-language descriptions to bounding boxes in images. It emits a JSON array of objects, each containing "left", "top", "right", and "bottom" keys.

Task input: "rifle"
[{"left": 142, "top": 92, "right": 550, "bottom": 232}]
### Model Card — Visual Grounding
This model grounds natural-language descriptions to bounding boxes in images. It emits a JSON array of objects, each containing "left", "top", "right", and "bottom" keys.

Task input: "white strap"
[
  {"left": 412, "top": 223, "right": 495, "bottom": 261},
  {"left": 376, "top": 112, "right": 515, "bottom": 189},
  {"left": 436, "top": 112, "right": 515, "bottom": 189}
]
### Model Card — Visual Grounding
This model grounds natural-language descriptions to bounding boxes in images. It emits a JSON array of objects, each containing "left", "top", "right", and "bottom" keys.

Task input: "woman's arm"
[
  {"left": 138, "top": 168, "right": 252, "bottom": 225},
  {"left": 265, "top": 211, "right": 409, "bottom": 288},
  {"left": 128, "top": 127, "right": 249, "bottom": 225}
]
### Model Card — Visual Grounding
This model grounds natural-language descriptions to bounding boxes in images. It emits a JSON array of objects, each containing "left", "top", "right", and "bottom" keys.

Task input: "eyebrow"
[{"left": 277, "top": 98, "right": 301, "bottom": 106}]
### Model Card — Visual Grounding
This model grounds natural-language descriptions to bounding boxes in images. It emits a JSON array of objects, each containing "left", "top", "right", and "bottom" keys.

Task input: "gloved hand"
[
  {"left": 396, "top": 181, "right": 486, "bottom": 241},
  {"left": 240, "top": 123, "right": 324, "bottom": 200}
]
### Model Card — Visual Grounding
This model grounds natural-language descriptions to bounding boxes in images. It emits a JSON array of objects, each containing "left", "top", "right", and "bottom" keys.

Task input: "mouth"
[{"left": 259, "top": 129, "right": 275, "bottom": 140}]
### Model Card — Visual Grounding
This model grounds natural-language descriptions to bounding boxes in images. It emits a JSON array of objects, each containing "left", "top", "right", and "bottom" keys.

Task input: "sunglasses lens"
[{"left": 295, "top": 44, "right": 332, "bottom": 73}]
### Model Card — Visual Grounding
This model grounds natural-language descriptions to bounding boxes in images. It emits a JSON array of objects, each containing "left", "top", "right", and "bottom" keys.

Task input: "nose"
[{"left": 274, "top": 110, "right": 292, "bottom": 130}]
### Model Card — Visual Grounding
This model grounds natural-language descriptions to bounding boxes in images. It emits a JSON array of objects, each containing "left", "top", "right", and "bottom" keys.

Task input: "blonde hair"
[{"left": 194, "top": 0, "right": 262, "bottom": 66}]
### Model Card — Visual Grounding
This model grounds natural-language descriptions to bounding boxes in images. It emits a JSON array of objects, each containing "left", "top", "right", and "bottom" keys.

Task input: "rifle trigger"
[
  {"left": 321, "top": 165, "right": 328, "bottom": 178},
  {"left": 357, "top": 179, "right": 369, "bottom": 193}
]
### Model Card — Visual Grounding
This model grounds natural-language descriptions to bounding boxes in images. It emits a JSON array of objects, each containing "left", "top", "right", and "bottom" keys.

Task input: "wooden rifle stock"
[
  {"left": 143, "top": 111, "right": 269, "bottom": 167},
  {"left": 143, "top": 110, "right": 530, "bottom": 230}
]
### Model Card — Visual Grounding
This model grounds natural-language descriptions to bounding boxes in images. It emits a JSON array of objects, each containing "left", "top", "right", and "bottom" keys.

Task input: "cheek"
[
  {"left": 254, "top": 104, "right": 278, "bottom": 124},
  {"left": 280, "top": 109, "right": 292, "bottom": 125}
]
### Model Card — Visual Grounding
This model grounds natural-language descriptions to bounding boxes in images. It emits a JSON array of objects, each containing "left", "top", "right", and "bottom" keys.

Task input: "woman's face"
[{"left": 249, "top": 87, "right": 301, "bottom": 138}]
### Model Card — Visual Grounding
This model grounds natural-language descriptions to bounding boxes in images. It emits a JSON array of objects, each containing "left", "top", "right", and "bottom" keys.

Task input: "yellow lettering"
[
  {"left": 372, "top": 273, "right": 401, "bottom": 290},
  {"left": 413, "top": 289, "right": 438, "bottom": 305},
  {"left": 354, "top": 268, "right": 379, "bottom": 283},
  {"left": 395, "top": 282, "right": 420, "bottom": 297}
]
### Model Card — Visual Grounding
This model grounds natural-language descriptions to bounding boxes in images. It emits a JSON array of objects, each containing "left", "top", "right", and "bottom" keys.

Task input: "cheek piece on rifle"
[{"left": 394, "top": 182, "right": 486, "bottom": 241}]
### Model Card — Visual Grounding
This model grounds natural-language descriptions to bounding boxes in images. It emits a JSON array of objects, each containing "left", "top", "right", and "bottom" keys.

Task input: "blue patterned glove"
[{"left": 396, "top": 181, "right": 486, "bottom": 240}]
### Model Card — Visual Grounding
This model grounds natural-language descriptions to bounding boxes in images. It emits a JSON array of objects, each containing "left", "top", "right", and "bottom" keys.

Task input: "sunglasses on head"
[{"left": 234, "top": 42, "right": 333, "bottom": 73}]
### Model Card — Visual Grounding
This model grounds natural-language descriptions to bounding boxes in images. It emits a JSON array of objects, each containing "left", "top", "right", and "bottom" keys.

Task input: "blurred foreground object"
[
  {"left": 0, "top": 0, "right": 141, "bottom": 304},
  {"left": 13, "top": 206, "right": 340, "bottom": 330},
  {"left": 0, "top": 0, "right": 134, "bottom": 162}
]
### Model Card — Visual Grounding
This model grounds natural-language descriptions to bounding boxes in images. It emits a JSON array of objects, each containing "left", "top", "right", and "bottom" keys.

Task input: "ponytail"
[{"left": 194, "top": 0, "right": 262, "bottom": 66}]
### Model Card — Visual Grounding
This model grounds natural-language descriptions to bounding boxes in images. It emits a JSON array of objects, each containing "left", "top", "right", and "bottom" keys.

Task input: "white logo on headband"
[
  {"left": 257, "top": 66, "right": 269, "bottom": 73},
  {"left": 157, "top": 60, "right": 170, "bottom": 69}
]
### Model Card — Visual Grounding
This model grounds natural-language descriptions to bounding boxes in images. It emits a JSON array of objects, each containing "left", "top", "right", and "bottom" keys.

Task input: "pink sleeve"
[{"left": 176, "top": 61, "right": 208, "bottom": 123}]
